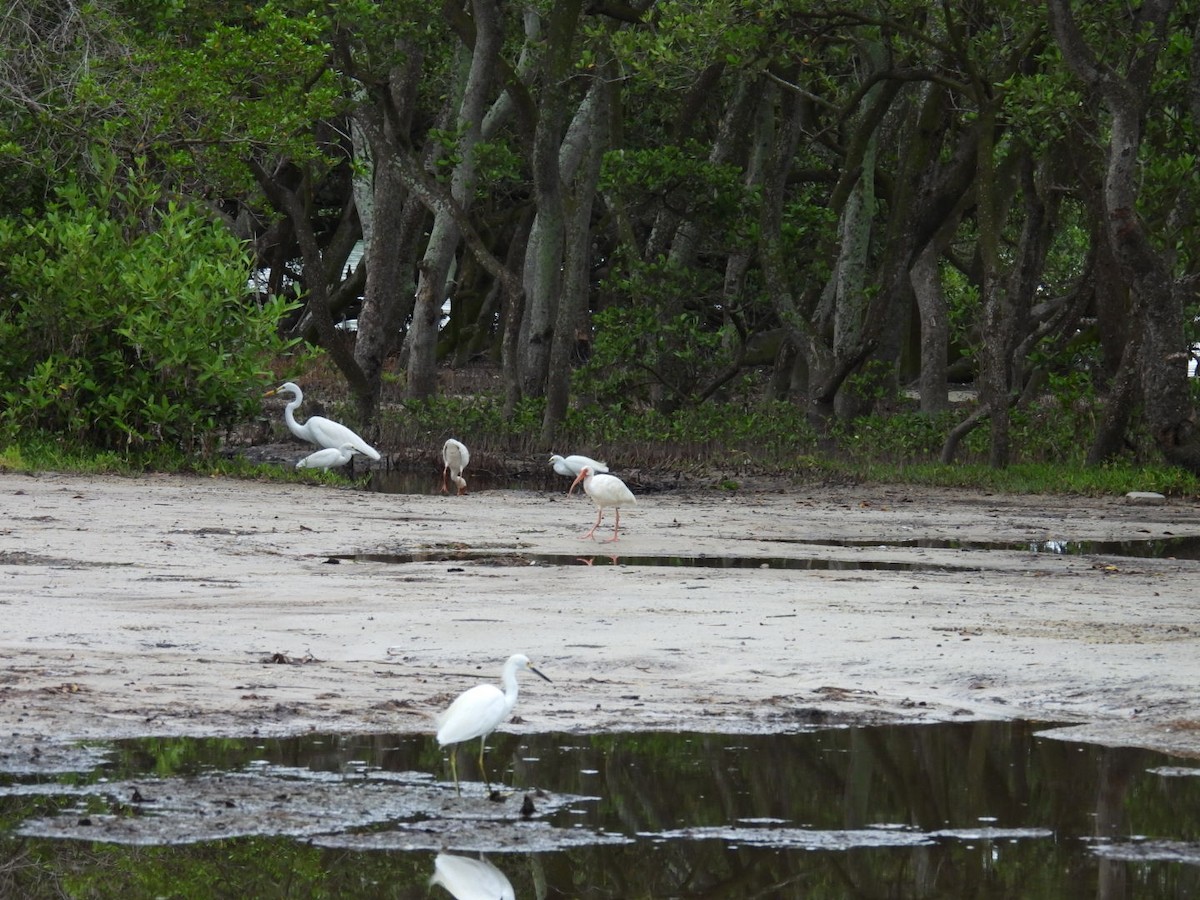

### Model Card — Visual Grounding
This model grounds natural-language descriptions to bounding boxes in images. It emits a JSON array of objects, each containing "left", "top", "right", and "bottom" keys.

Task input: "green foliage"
[
  {"left": 580, "top": 249, "right": 767, "bottom": 411},
  {"left": 67, "top": 1, "right": 365, "bottom": 207},
  {"left": 607, "top": 0, "right": 780, "bottom": 88},
  {"left": 0, "top": 166, "right": 299, "bottom": 457},
  {"left": 579, "top": 303, "right": 721, "bottom": 407},
  {"left": 386, "top": 390, "right": 823, "bottom": 472},
  {"left": 473, "top": 138, "right": 525, "bottom": 199},
  {"left": 836, "top": 411, "right": 963, "bottom": 464},
  {"left": 880, "top": 460, "right": 1200, "bottom": 497},
  {"left": 601, "top": 143, "right": 757, "bottom": 252}
]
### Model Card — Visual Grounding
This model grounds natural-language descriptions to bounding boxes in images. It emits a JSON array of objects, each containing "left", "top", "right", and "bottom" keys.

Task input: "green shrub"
[{"left": 0, "top": 168, "right": 297, "bottom": 456}]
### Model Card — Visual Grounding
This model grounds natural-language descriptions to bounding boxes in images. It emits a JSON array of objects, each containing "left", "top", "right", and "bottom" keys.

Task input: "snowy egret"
[
  {"left": 442, "top": 438, "right": 470, "bottom": 494},
  {"left": 264, "top": 382, "right": 381, "bottom": 461},
  {"left": 570, "top": 465, "right": 636, "bottom": 542},
  {"left": 548, "top": 453, "right": 608, "bottom": 493},
  {"left": 430, "top": 852, "right": 515, "bottom": 900},
  {"left": 436, "top": 653, "right": 551, "bottom": 794},
  {"left": 295, "top": 443, "right": 360, "bottom": 470}
]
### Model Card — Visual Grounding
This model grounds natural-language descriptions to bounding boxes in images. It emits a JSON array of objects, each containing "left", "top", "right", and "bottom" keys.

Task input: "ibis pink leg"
[
  {"left": 580, "top": 508, "right": 604, "bottom": 540},
  {"left": 601, "top": 509, "right": 622, "bottom": 543}
]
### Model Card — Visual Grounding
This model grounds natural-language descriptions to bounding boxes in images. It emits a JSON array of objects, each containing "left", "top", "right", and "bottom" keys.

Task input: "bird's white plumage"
[
  {"left": 430, "top": 853, "right": 515, "bottom": 900},
  {"left": 570, "top": 466, "right": 636, "bottom": 542},
  {"left": 442, "top": 438, "right": 470, "bottom": 494},
  {"left": 265, "top": 381, "right": 381, "bottom": 461},
  {"left": 436, "top": 683, "right": 508, "bottom": 746},
  {"left": 548, "top": 453, "right": 609, "bottom": 478},
  {"left": 436, "top": 653, "right": 550, "bottom": 793},
  {"left": 296, "top": 443, "right": 360, "bottom": 470}
]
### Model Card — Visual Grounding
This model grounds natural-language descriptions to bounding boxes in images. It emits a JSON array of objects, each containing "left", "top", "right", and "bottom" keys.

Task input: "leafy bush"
[
  {"left": 835, "top": 411, "right": 962, "bottom": 464},
  {"left": 386, "top": 390, "right": 822, "bottom": 472},
  {"left": 0, "top": 168, "right": 297, "bottom": 456},
  {"left": 578, "top": 299, "right": 734, "bottom": 410}
]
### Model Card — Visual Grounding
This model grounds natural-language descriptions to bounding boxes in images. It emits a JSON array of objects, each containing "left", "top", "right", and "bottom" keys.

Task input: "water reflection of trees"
[
  {"left": 3, "top": 725, "right": 1200, "bottom": 897},
  {"left": 510, "top": 723, "right": 1200, "bottom": 898}
]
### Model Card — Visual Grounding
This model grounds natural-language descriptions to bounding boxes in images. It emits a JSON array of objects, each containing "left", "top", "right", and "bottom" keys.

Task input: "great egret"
[
  {"left": 436, "top": 653, "right": 551, "bottom": 795},
  {"left": 295, "top": 443, "right": 360, "bottom": 471},
  {"left": 548, "top": 454, "right": 608, "bottom": 493},
  {"left": 430, "top": 853, "right": 515, "bottom": 900},
  {"left": 570, "top": 465, "right": 636, "bottom": 542},
  {"left": 442, "top": 438, "right": 470, "bottom": 495},
  {"left": 264, "top": 382, "right": 381, "bottom": 461}
]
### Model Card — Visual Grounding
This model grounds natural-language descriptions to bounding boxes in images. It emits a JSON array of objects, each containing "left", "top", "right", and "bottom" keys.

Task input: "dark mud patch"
[
  {"left": 0, "top": 742, "right": 113, "bottom": 776},
  {"left": 7, "top": 765, "right": 611, "bottom": 850},
  {"left": 0, "top": 550, "right": 129, "bottom": 568}
]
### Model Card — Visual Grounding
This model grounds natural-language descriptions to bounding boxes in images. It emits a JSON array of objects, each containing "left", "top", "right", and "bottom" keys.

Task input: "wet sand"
[{"left": 3, "top": 471, "right": 1200, "bottom": 757}]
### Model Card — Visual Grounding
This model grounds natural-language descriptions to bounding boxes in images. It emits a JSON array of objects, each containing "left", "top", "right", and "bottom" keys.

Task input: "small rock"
[{"left": 1125, "top": 491, "right": 1166, "bottom": 506}]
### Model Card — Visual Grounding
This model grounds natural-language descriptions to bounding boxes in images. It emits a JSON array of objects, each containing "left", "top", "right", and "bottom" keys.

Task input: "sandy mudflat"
[{"left": 3, "top": 470, "right": 1200, "bottom": 756}]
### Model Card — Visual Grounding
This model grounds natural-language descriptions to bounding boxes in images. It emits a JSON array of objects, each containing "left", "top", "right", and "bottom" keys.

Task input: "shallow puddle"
[
  {"left": 1, "top": 723, "right": 1198, "bottom": 897},
  {"left": 797, "top": 535, "right": 1200, "bottom": 559},
  {"left": 335, "top": 549, "right": 974, "bottom": 572},
  {"left": 330, "top": 534, "right": 1199, "bottom": 571},
  {"left": 369, "top": 468, "right": 570, "bottom": 495}
]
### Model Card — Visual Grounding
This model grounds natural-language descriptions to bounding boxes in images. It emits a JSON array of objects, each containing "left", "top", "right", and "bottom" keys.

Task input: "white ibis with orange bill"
[
  {"left": 441, "top": 438, "right": 470, "bottom": 494},
  {"left": 548, "top": 454, "right": 609, "bottom": 494},
  {"left": 570, "top": 465, "right": 636, "bottom": 542}
]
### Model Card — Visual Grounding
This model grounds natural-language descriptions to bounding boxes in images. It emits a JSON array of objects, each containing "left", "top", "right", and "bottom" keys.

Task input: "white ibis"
[
  {"left": 264, "top": 382, "right": 381, "bottom": 460},
  {"left": 295, "top": 443, "right": 360, "bottom": 470},
  {"left": 441, "top": 438, "right": 470, "bottom": 494},
  {"left": 548, "top": 454, "right": 609, "bottom": 493},
  {"left": 570, "top": 465, "right": 636, "bottom": 542},
  {"left": 435, "top": 654, "right": 551, "bottom": 794}
]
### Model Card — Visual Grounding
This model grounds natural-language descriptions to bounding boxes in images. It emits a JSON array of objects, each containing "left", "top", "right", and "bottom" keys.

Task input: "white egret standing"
[
  {"left": 296, "top": 443, "right": 360, "bottom": 471},
  {"left": 548, "top": 454, "right": 608, "bottom": 494},
  {"left": 570, "top": 465, "right": 636, "bottom": 542},
  {"left": 436, "top": 653, "right": 551, "bottom": 795},
  {"left": 442, "top": 438, "right": 470, "bottom": 494},
  {"left": 264, "top": 382, "right": 381, "bottom": 461}
]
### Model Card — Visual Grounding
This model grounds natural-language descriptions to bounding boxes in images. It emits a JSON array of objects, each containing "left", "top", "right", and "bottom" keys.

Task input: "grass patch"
[
  {"left": 0, "top": 434, "right": 364, "bottom": 486},
  {"left": 6, "top": 370, "right": 1200, "bottom": 500},
  {"left": 366, "top": 390, "right": 1200, "bottom": 498},
  {"left": 851, "top": 461, "right": 1200, "bottom": 497}
]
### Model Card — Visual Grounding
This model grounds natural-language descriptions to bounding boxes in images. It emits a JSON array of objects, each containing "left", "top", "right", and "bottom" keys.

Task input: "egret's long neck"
[
  {"left": 282, "top": 396, "right": 305, "bottom": 439},
  {"left": 502, "top": 667, "right": 520, "bottom": 715}
]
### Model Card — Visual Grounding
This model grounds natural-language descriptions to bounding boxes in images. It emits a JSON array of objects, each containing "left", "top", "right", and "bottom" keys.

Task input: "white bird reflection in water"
[
  {"left": 430, "top": 852, "right": 516, "bottom": 900},
  {"left": 1032, "top": 539, "right": 1069, "bottom": 554}
]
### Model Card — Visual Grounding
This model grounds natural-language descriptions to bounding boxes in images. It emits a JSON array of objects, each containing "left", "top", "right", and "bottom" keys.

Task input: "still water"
[{"left": 1, "top": 722, "right": 1198, "bottom": 898}]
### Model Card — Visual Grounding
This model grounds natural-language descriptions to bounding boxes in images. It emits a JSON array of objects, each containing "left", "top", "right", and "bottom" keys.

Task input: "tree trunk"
[
  {"left": 1050, "top": 0, "right": 1198, "bottom": 471},
  {"left": 542, "top": 70, "right": 611, "bottom": 444},
  {"left": 756, "top": 82, "right": 851, "bottom": 429},
  {"left": 516, "top": 0, "right": 583, "bottom": 401},
  {"left": 249, "top": 159, "right": 371, "bottom": 429},
  {"left": 1087, "top": 320, "right": 1142, "bottom": 465},
  {"left": 408, "top": 0, "right": 503, "bottom": 400},
  {"left": 352, "top": 140, "right": 426, "bottom": 425},
  {"left": 909, "top": 234, "right": 951, "bottom": 414},
  {"left": 830, "top": 42, "right": 888, "bottom": 420},
  {"left": 974, "top": 102, "right": 1020, "bottom": 469}
]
